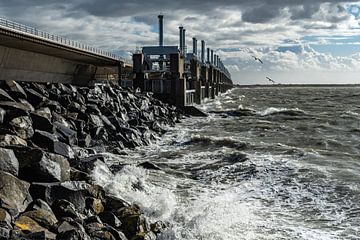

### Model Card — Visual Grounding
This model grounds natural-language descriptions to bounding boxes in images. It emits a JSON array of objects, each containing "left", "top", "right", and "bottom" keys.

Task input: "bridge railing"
[{"left": 0, "top": 17, "right": 132, "bottom": 65}]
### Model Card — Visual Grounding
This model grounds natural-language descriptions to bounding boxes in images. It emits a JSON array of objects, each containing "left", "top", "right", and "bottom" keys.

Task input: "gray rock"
[
  {"left": 0, "top": 170, "right": 32, "bottom": 216},
  {"left": 9, "top": 115, "right": 34, "bottom": 139},
  {"left": 0, "top": 208, "right": 12, "bottom": 228},
  {"left": 98, "top": 212, "right": 121, "bottom": 228},
  {"left": 0, "top": 134, "right": 28, "bottom": 147},
  {"left": 4, "top": 80, "right": 27, "bottom": 99},
  {"left": 0, "top": 89, "right": 15, "bottom": 102},
  {"left": 13, "top": 147, "right": 70, "bottom": 182},
  {"left": 0, "top": 147, "right": 19, "bottom": 175},
  {"left": 31, "top": 112, "right": 55, "bottom": 133}
]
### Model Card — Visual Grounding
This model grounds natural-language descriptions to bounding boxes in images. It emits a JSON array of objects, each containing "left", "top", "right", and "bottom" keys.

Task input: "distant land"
[{"left": 234, "top": 84, "right": 360, "bottom": 88}]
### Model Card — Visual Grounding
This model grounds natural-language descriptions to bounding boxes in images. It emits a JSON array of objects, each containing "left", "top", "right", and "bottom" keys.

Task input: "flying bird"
[
  {"left": 266, "top": 77, "right": 275, "bottom": 84},
  {"left": 252, "top": 55, "right": 263, "bottom": 64}
]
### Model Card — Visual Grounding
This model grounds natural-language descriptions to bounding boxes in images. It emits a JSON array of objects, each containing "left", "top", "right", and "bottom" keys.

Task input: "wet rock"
[
  {"left": 0, "top": 134, "right": 28, "bottom": 147},
  {"left": 78, "top": 134, "right": 91, "bottom": 148},
  {"left": 14, "top": 215, "right": 56, "bottom": 239},
  {"left": 0, "top": 147, "right": 19, "bottom": 175},
  {"left": 116, "top": 205, "right": 150, "bottom": 239},
  {"left": 103, "top": 195, "right": 130, "bottom": 212},
  {"left": 137, "top": 161, "right": 161, "bottom": 171},
  {"left": 85, "top": 198, "right": 104, "bottom": 215},
  {"left": 9, "top": 115, "right": 34, "bottom": 139},
  {"left": 4, "top": 80, "right": 27, "bottom": 99},
  {"left": 98, "top": 212, "right": 121, "bottom": 228},
  {"left": 0, "top": 89, "right": 15, "bottom": 102},
  {"left": 72, "top": 154, "right": 106, "bottom": 174},
  {"left": 20, "top": 209, "right": 58, "bottom": 230},
  {"left": 89, "top": 114, "right": 104, "bottom": 128},
  {"left": 0, "top": 208, "right": 12, "bottom": 228},
  {"left": 31, "top": 112, "right": 55, "bottom": 133},
  {"left": 13, "top": 147, "right": 70, "bottom": 182},
  {"left": 150, "top": 221, "right": 167, "bottom": 234},
  {"left": 106, "top": 226, "right": 128, "bottom": 240},
  {"left": 0, "top": 171, "right": 32, "bottom": 216},
  {"left": 70, "top": 168, "right": 90, "bottom": 182},
  {"left": 132, "top": 231, "right": 156, "bottom": 240}
]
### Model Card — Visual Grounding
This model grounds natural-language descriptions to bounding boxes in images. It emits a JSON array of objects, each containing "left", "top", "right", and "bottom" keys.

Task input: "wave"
[
  {"left": 185, "top": 134, "right": 249, "bottom": 150},
  {"left": 259, "top": 107, "right": 306, "bottom": 116}
]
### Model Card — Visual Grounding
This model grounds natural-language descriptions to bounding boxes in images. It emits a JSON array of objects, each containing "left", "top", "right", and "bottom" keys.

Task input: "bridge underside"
[{"left": 0, "top": 28, "right": 121, "bottom": 85}]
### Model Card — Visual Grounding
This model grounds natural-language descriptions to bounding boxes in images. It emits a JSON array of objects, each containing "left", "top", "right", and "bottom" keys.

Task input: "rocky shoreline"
[{"left": 0, "top": 80, "right": 181, "bottom": 239}]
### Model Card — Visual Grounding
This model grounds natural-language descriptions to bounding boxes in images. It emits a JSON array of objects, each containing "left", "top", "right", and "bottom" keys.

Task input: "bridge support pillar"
[
  {"left": 170, "top": 53, "right": 185, "bottom": 106},
  {"left": 133, "top": 53, "right": 145, "bottom": 91}
]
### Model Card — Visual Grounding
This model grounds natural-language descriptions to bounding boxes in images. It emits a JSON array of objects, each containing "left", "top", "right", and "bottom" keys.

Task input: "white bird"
[
  {"left": 266, "top": 77, "right": 275, "bottom": 84},
  {"left": 252, "top": 55, "right": 263, "bottom": 64}
]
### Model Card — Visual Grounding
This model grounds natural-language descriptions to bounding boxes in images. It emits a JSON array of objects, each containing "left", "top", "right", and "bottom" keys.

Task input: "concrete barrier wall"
[{"left": 0, "top": 45, "right": 95, "bottom": 85}]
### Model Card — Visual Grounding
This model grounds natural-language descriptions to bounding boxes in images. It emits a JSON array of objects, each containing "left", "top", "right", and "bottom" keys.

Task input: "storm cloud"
[{"left": 0, "top": 0, "right": 359, "bottom": 84}]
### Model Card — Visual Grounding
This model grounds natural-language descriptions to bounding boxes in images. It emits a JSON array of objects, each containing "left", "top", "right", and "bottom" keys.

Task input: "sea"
[{"left": 92, "top": 87, "right": 360, "bottom": 240}]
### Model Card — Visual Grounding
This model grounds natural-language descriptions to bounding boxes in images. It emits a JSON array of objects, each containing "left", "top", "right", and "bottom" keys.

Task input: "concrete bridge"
[{"left": 0, "top": 17, "right": 131, "bottom": 86}]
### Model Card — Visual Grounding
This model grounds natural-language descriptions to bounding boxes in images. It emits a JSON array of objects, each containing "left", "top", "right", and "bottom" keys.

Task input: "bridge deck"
[{"left": 0, "top": 17, "right": 131, "bottom": 67}]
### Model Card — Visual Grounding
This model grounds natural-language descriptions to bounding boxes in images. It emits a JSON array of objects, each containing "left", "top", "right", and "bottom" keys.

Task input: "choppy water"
[{"left": 92, "top": 87, "right": 360, "bottom": 240}]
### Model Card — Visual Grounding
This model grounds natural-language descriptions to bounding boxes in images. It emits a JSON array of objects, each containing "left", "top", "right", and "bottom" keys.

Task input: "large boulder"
[
  {"left": 29, "top": 181, "right": 104, "bottom": 212},
  {"left": 20, "top": 209, "right": 58, "bottom": 230},
  {"left": 0, "top": 101, "right": 31, "bottom": 120},
  {"left": 0, "top": 147, "right": 19, "bottom": 175},
  {"left": 31, "top": 112, "right": 55, "bottom": 133},
  {"left": 31, "top": 130, "right": 75, "bottom": 159},
  {"left": 14, "top": 215, "right": 56, "bottom": 239},
  {"left": 0, "top": 171, "right": 32, "bottom": 216},
  {"left": 12, "top": 147, "right": 70, "bottom": 182}
]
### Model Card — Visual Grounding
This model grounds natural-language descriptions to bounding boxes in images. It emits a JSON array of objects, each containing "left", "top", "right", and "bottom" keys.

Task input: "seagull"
[
  {"left": 252, "top": 55, "right": 263, "bottom": 64},
  {"left": 266, "top": 77, "right": 275, "bottom": 84}
]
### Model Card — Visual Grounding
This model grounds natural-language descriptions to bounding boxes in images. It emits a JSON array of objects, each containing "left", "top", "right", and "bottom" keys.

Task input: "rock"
[
  {"left": 14, "top": 215, "right": 56, "bottom": 239},
  {"left": 25, "top": 88, "right": 46, "bottom": 107},
  {"left": 0, "top": 227, "right": 10, "bottom": 239},
  {"left": 103, "top": 195, "right": 130, "bottom": 212},
  {"left": 0, "top": 147, "right": 19, "bottom": 175},
  {"left": 137, "top": 161, "right": 161, "bottom": 171},
  {"left": 56, "top": 229, "right": 91, "bottom": 240},
  {"left": 0, "top": 134, "right": 28, "bottom": 147},
  {"left": 106, "top": 226, "right": 128, "bottom": 240},
  {"left": 98, "top": 212, "right": 121, "bottom": 228},
  {"left": 0, "top": 171, "right": 32, "bottom": 216},
  {"left": 4, "top": 80, "right": 27, "bottom": 99},
  {"left": 30, "top": 181, "right": 104, "bottom": 212},
  {"left": 13, "top": 147, "right": 70, "bottom": 183},
  {"left": 150, "top": 221, "right": 167, "bottom": 234},
  {"left": 115, "top": 205, "right": 150, "bottom": 239},
  {"left": 89, "top": 114, "right": 104, "bottom": 128},
  {"left": 85, "top": 198, "right": 104, "bottom": 215},
  {"left": 132, "top": 231, "right": 156, "bottom": 240},
  {"left": 0, "top": 102, "right": 32, "bottom": 120},
  {"left": 31, "top": 112, "right": 55, "bottom": 133},
  {"left": 70, "top": 168, "right": 90, "bottom": 182},
  {"left": 78, "top": 134, "right": 91, "bottom": 148},
  {"left": 0, "top": 208, "right": 12, "bottom": 228},
  {"left": 0, "top": 108, "right": 5, "bottom": 124},
  {"left": 72, "top": 155, "right": 107, "bottom": 174},
  {"left": 26, "top": 199, "right": 53, "bottom": 213},
  {"left": 31, "top": 130, "right": 75, "bottom": 159},
  {"left": 52, "top": 199, "right": 81, "bottom": 220},
  {"left": 84, "top": 215, "right": 102, "bottom": 225},
  {"left": 20, "top": 209, "right": 58, "bottom": 230},
  {"left": 54, "top": 122, "right": 78, "bottom": 146},
  {"left": 0, "top": 89, "right": 15, "bottom": 102},
  {"left": 9, "top": 115, "right": 34, "bottom": 139}
]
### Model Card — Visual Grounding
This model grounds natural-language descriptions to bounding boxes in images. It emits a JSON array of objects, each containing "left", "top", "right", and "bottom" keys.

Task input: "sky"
[{"left": 1, "top": 0, "right": 360, "bottom": 84}]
